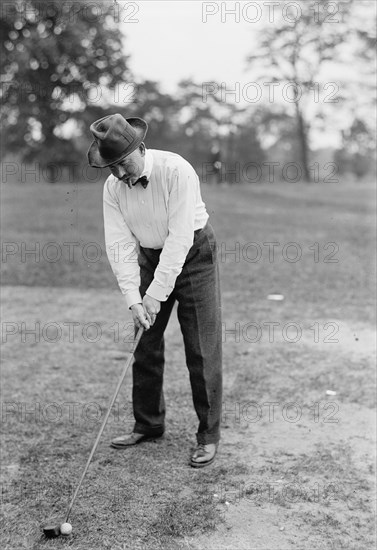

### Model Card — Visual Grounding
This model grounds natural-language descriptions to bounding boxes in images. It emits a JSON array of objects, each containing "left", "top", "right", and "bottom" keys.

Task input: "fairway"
[{"left": 1, "top": 180, "right": 376, "bottom": 550}]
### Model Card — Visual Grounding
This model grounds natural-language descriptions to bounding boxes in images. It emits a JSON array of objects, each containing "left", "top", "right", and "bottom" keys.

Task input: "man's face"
[{"left": 110, "top": 145, "right": 145, "bottom": 187}]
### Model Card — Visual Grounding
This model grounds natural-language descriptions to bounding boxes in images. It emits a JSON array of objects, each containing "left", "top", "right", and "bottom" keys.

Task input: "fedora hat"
[{"left": 88, "top": 114, "right": 148, "bottom": 168}]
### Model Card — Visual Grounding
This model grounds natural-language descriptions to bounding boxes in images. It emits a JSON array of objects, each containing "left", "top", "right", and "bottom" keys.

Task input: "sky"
[
  {"left": 121, "top": 1, "right": 375, "bottom": 90},
  {"left": 121, "top": 1, "right": 257, "bottom": 93},
  {"left": 120, "top": 1, "right": 376, "bottom": 148}
]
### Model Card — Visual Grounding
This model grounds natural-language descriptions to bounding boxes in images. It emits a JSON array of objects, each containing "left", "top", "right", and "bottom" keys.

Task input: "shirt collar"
[{"left": 140, "top": 148, "right": 153, "bottom": 179}]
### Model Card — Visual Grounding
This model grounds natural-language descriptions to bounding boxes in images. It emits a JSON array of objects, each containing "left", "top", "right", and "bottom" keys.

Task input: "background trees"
[
  {"left": 1, "top": 0, "right": 375, "bottom": 183},
  {"left": 1, "top": 0, "right": 130, "bottom": 179},
  {"left": 245, "top": 0, "right": 374, "bottom": 181}
]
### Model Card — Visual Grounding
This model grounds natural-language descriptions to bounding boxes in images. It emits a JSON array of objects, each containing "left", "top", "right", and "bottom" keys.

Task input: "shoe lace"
[{"left": 195, "top": 443, "right": 207, "bottom": 457}]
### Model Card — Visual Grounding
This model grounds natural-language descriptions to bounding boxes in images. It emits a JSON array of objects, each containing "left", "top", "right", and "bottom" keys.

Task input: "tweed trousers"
[{"left": 132, "top": 222, "right": 222, "bottom": 445}]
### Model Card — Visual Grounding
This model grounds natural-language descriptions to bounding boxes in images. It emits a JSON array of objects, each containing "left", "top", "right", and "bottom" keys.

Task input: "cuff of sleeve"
[
  {"left": 124, "top": 290, "right": 143, "bottom": 310},
  {"left": 146, "top": 280, "right": 173, "bottom": 302}
]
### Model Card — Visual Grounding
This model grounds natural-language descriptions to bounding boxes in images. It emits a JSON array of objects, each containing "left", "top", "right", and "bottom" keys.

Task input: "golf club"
[{"left": 42, "top": 326, "right": 144, "bottom": 538}]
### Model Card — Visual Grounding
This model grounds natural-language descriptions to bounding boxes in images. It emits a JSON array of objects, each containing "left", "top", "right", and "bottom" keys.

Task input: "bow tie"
[{"left": 132, "top": 175, "right": 149, "bottom": 189}]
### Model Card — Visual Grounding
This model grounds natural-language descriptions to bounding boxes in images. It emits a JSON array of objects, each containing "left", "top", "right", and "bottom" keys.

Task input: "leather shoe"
[
  {"left": 110, "top": 431, "right": 163, "bottom": 449},
  {"left": 190, "top": 442, "right": 218, "bottom": 468}
]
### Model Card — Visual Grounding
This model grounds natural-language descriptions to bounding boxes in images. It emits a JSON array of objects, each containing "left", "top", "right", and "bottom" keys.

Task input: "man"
[
  {"left": 88, "top": 113, "right": 222, "bottom": 468},
  {"left": 209, "top": 143, "right": 222, "bottom": 185}
]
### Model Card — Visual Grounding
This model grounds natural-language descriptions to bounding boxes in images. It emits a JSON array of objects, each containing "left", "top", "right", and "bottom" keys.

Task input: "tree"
[
  {"left": 174, "top": 80, "right": 264, "bottom": 181},
  {"left": 129, "top": 80, "right": 184, "bottom": 154},
  {"left": 0, "top": 0, "right": 131, "bottom": 180},
  {"left": 246, "top": 0, "right": 357, "bottom": 181}
]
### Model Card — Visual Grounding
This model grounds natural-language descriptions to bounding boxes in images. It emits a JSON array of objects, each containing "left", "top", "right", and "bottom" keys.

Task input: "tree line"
[{"left": 1, "top": 0, "right": 375, "bottom": 183}]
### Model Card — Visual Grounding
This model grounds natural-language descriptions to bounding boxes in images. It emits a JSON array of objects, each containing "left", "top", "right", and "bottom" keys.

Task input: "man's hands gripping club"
[{"left": 131, "top": 295, "right": 161, "bottom": 330}]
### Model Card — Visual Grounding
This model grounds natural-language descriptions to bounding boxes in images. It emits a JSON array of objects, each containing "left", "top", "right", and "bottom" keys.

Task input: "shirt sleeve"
[
  {"left": 103, "top": 177, "right": 142, "bottom": 309},
  {"left": 146, "top": 162, "right": 197, "bottom": 301}
]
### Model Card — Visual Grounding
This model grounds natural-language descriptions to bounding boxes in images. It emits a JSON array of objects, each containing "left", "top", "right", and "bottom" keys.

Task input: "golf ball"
[{"left": 60, "top": 522, "right": 72, "bottom": 535}]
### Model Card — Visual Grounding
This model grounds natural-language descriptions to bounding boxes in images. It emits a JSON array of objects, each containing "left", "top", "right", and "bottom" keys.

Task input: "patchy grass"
[
  {"left": 1, "top": 180, "right": 376, "bottom": 323},
  {"left": 152, "top": 493, "right": 219, "bottom": 537}
]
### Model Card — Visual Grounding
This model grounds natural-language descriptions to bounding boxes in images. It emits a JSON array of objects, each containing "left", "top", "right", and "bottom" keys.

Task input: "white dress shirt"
[{"left": 103, "top": 148, "right": 209, "bottom": 308}]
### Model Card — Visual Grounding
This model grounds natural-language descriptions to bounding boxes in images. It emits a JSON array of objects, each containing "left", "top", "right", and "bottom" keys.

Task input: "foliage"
[
  {"left": 246, "top": 0, "right": 375, "bottom": 180},
  {"left": 0, "top": 0, "right": 131, "bottom": 170},
  {"left": 1, "top": 0, "right": 375, "bottom": 182}
]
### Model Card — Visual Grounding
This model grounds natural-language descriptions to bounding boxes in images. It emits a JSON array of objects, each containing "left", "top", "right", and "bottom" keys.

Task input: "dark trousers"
[{"left": 132, "top": 222, "right": 222, "bottom": 445}]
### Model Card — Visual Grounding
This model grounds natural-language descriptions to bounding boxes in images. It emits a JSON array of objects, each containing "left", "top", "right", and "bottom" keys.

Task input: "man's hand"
[
  {"left": 130, "top": 303, "right": 150, "bottom": 330},
  {"left": 130, "top": 295, "right": 161, "bottom": 330},
  {"left": 143, "top": 294, "right": 161, "bottom": 327}
]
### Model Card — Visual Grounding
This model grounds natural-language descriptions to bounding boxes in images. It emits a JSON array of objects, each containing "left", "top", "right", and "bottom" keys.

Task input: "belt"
[{"left": 142, "top": 222, "right": 208, "bottom": 251}]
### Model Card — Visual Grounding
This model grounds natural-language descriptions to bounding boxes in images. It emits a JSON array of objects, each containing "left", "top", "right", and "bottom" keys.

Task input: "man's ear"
[{"left": 139, "top": 142, "right": 146, "bottom": 156}]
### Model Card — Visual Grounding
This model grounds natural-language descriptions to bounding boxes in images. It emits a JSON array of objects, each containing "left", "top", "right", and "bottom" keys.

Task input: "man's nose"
[
  {"left": 116, "top": 166, "right": 126, "bottom": 179},
  {"left": 112, "top": 166, "right": 126, "bottom": 180}
]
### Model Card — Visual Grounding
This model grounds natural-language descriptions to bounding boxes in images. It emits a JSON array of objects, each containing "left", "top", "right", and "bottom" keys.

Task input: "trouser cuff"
[
  {"left": 196, "top": 432, "right": 220, "bottom": 445},
  {"left": 134, "top": 423, "right": 165, "bottom": 436}
]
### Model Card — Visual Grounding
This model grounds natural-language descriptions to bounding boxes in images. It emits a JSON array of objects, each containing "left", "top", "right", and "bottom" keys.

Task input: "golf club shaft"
[{"left": 64, "top": 326, "right": 144, "bottom": 522}]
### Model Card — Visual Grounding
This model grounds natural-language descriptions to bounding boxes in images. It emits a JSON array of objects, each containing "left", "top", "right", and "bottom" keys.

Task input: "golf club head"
[{"left": 42, "top": 520, "right": 62, "bottom": 538}]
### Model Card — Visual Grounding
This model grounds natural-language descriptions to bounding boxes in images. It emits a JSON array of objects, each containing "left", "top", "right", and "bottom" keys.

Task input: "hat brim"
[{"left": 87, "top": 117, "right": 148, "bottom": 168}]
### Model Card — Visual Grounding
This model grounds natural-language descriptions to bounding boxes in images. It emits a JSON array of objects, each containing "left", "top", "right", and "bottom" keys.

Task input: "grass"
[
  {"left": 1, "top": 179, "right": 376, "bottom": 549},
  {"left": 1, "top": 180, "right": 375, "bottom": 323}
]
